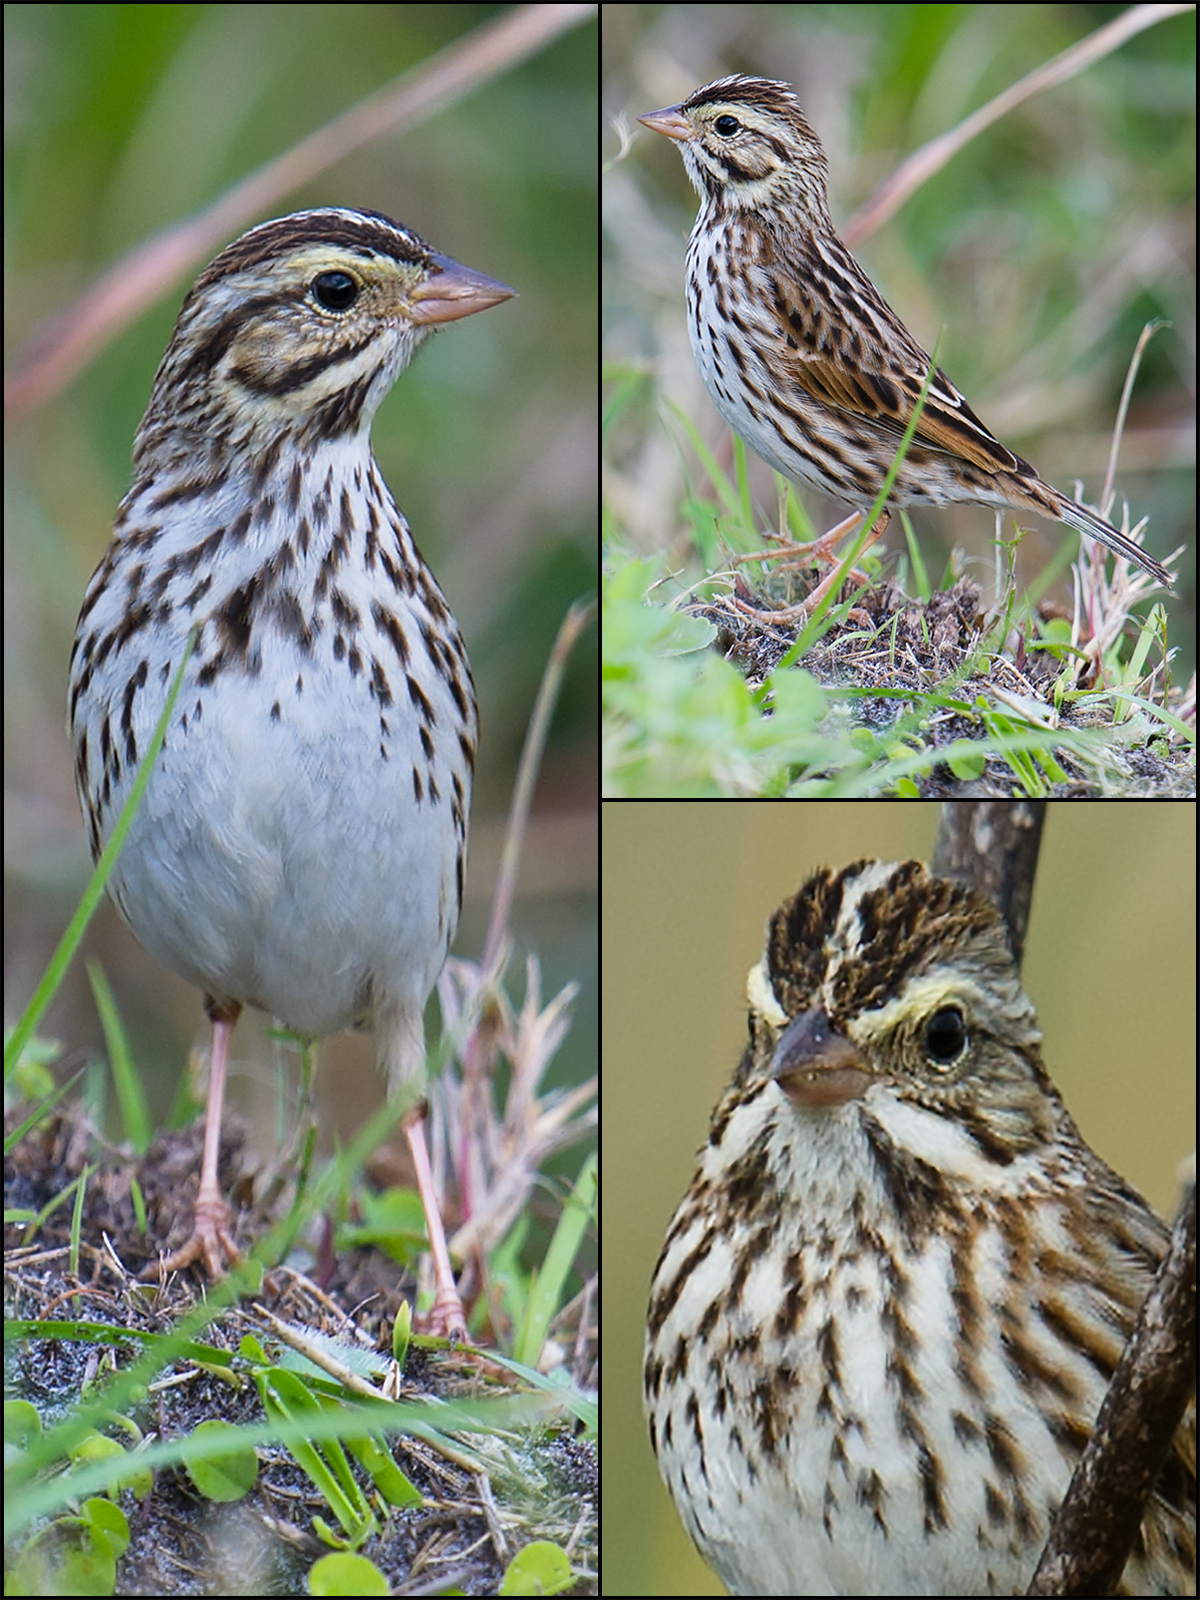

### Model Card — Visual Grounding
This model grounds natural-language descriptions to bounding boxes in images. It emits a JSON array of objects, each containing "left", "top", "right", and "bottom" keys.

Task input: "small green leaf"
[
  {"left": 183, "top": 1420, "right": 259, "bottom": 1502},
  {"left": 500, "top": 1540, "right": 574, "bottom": 1595}
]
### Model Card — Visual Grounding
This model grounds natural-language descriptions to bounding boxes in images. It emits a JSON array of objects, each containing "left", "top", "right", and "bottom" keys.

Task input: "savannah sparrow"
[
  {"left": 639, "top": 76, "right": 1174, "bottom": 601},
  {"left": 644, "top": 860, "right": 1195, "bottom": 1595},
  {"left": 69, "top": 208, "right": 515, "bottom": 1334}
]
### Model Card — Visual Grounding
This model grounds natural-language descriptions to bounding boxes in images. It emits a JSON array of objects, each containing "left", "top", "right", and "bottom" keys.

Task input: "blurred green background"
[
  {"left": 604, "top": 3, "right": 1194, "bottom": 658},
  {"left": 605, "top": 801, "right": 1195, "bottom": 1596},
  {"left": 5, "top": 5, "right": 597, "bottom": 1248}
]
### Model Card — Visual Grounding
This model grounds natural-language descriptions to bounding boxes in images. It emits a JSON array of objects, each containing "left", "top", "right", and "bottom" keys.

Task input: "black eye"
[
  {"left": 313, "top": 271, "right": 358, "bottom": 312},
  {"left": 924, "top": 1007, "right": 967, "bottom": 1064},
  {"left": 714, "top": 114, "right": 741, "bottom": 137}
]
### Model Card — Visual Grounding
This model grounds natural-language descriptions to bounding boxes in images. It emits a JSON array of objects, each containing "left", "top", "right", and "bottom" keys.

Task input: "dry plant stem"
[
  {"left": 931, "top": 800, "right": 1046, "bottom": 968},
  {"left": 1029, "top": 1188, "right": 1198, "bottom": 1596},
  {"left": 452, "top": 598, "right": 594, "bottom": 1266},
  {"left": 844, "top": 9, "right": 1178, "bottom": 246},
  {"left": 6, "top": 2, "right": 593, "bottom": 418}
]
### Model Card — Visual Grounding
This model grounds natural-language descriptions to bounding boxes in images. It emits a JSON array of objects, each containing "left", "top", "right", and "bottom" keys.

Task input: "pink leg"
[
  {"left": 403, "top": 1107, "right": 467, "bottom": 1341},
  {"left": 729, "top": 510, "right": 886, "bottom": 623},
  {"left": 142, "top": 1008, "right": 242, "bottom": 1279}
]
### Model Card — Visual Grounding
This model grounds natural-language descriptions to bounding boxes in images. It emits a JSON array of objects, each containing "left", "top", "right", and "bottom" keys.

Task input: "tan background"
[{"left": 604, "top": 801, "right": 1195, "bottom": 1596}]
